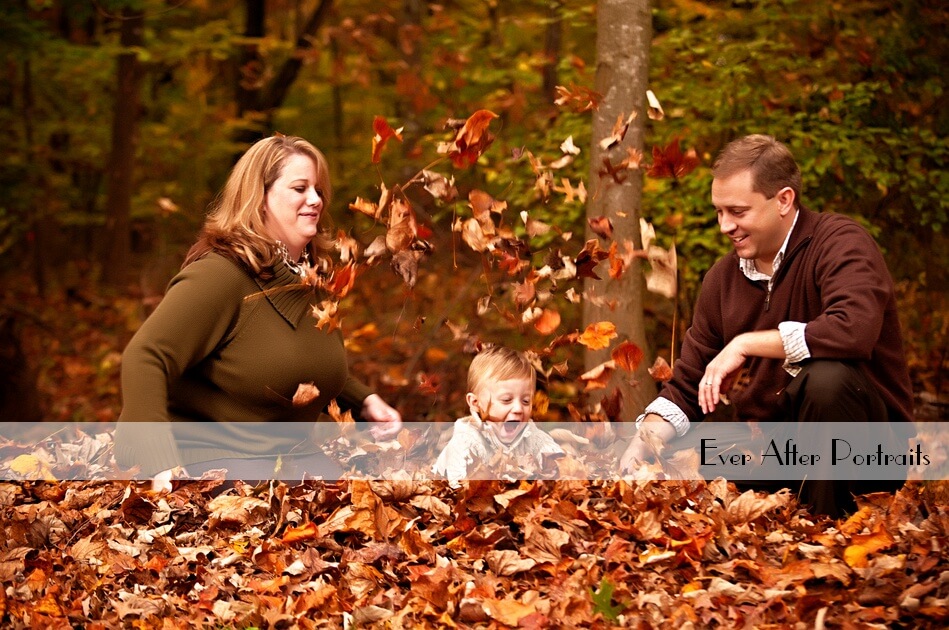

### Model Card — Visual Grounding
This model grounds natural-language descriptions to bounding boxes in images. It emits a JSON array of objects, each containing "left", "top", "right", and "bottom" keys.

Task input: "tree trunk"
[
  {"left": 237, "top": 0, "right": 266, "bottom": 117},
  {"left": 21, "top": 56, "right": 49, "bottom": 297},
  {"left": 583, "top": 0, "right": 655, "bottom": 419},
  {"left": 102, "top": 8, "right": 144, "bottom": 287},
  {"left": 541, "top": 0, "right": 564, "bottom": 103},
  {"left": 259, "top": 0, "right": 334, "bottom": 112}
]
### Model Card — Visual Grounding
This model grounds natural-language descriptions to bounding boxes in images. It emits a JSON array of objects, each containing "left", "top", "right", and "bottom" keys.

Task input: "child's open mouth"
[{"left": 493, "top": 419, "right": 527, "bottom": 444}]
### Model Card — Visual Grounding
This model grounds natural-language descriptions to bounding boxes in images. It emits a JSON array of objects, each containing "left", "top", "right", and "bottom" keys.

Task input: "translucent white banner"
[{"left": 0, "top": 421, "right": 944, "bottom": 482}]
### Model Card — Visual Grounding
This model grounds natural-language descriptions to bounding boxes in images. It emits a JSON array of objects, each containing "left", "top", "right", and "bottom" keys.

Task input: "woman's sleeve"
[{"left": 114, "top": 256, "right": 246, "bottom": 476}]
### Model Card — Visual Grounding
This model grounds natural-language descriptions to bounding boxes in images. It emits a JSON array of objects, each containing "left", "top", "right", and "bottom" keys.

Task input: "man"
[{"left": 620, "top": 134, "right": 914, "bottom": 516}]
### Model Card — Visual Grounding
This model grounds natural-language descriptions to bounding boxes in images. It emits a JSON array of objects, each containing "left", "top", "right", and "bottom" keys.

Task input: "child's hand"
[{"left": 362, "top": 394, "right": 403, "bottom": 440}]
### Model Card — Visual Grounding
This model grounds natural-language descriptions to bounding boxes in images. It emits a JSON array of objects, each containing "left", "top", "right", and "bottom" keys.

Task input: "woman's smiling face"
[{"left": 262, "top": 153, "right": 324, "bottom": 260}]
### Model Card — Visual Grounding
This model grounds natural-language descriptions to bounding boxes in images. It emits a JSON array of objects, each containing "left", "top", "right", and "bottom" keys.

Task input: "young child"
[{"left": 432, "top": 345, "right": 563, "bottom": 484}]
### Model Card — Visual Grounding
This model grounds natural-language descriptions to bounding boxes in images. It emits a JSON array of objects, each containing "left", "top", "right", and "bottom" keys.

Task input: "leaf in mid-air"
[
  {"left": 438, "top": 109, "right": 498, "bottom": 168},
  {"left": 371, "top": 115, "right": 403, "bottom": 164},
  {"left": 648, "top": 137, "right": 699, "bottom": 179},
  {"left": 578, "top": 321, "right": 617, "bottom": 350}
]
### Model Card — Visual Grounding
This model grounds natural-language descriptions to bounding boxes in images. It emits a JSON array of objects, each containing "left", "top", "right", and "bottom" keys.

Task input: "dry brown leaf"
[
  {"left": 482, "top": 597, "right": 538, "bottom": 626},
  {"left": 646, "top": 243, "right": 678, "bottom": 299},
  {"left": 485, "top": 549, "right": 537, "bottom": 576},
  {"left": 579, "top": 360, "right": 616, "bottom": 391},
  {"left": 386, "top": 197, "right": 418, "bottom": 254},
  {"left": 292, "top": 382, "right": 320, "bottom": 407},
  {"left": 725, "top": 489, "right": 790, "bottom": 524},
  {"left": 208, "top": 495, "right": 271, "bottom": 528},
  {"left": 524, "top": 523, "right": 570, "bottom": 564},
  {"left": 648, "top": 356, "right": 674, "bottom": 381}
]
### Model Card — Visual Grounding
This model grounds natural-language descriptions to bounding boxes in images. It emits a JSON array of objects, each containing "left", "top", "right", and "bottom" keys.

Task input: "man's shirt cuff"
[
  {"left": 778, "top": 321, "right": 810, "bottom": 376},
  {"left": 636, "top": 397, "right": 691, "bottom": 437}
]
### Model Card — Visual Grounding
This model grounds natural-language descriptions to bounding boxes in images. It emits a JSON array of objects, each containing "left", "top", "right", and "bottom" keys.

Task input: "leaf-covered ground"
[{"left": 1, "top": 474, "right": 948, "bottom": 628}]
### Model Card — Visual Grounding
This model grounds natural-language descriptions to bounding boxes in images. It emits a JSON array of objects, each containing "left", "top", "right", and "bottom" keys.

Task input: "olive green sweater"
[{"left": 114, "top": 253, "right": 372, "bottom": 477}]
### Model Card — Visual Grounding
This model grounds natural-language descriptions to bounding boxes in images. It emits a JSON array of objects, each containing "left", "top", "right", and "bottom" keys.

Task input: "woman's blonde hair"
[
  {"left": 184, "top": 135, "right": 333, "bottom": 274},
  {"left": 467, "top": 345, "right": 536, "bottom": 395}
]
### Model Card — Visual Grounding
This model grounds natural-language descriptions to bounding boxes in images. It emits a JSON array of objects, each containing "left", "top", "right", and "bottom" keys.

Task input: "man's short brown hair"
[{"left": 712, "top": 134, "right": 802, "bottom": 204}]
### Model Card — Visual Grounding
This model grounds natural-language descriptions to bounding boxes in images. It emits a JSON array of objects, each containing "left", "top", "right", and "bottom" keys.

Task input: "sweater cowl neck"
[{"left": 254, "top": 258, "right": 315, "bottom": 329}]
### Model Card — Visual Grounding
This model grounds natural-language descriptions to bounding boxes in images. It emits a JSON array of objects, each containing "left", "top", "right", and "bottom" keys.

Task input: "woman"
[{"left": 114, "top": 135, "right": 401, "bottom": 491}]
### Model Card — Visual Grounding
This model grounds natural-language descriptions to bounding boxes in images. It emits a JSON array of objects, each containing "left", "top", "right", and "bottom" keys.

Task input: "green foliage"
[{"left": 590, "top": 577, "right": 626, "bottom": 621}]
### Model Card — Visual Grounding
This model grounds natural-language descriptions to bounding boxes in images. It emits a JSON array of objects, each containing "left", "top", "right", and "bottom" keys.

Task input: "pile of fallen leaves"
[{"left": 1, "top": 473, "right": 947, "bottom": 628}]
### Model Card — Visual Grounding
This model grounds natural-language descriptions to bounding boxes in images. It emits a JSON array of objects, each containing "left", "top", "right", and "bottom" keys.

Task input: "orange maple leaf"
[
  {"left": 348, "top": 196, "right": 382, "bottom": 220},
  {"left": 312, "top": 300, "right": 341, "bottom": 332},
  {"left": 578, "top": 321, "right": 617, "bottom": 350},
  {"left": 371, "top": 115, "right": 403, "bottom": 164}
]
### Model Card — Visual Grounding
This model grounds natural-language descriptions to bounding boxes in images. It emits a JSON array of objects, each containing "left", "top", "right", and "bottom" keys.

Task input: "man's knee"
[
  {"left": 787, "top": 360, "right": 885, "bottom": 422},
  {"left": 795, "top": 361, "right": 858, "bottom": 406}
]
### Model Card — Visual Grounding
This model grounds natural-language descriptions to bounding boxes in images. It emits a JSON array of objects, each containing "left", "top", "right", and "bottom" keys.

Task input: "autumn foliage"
[{"left": 1, "top": 476, "right": 947, "bottom": 628}]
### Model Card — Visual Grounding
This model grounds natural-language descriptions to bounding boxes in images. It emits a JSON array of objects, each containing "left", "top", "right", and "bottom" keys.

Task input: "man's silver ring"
[{"left": 705, "top": 383, "right": 712, "bottom": 387}]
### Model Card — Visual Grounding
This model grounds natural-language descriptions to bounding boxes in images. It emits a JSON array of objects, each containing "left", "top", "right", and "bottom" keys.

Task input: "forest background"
[{"left": 1, "top": 0, "right": 946, "bottom": 428}]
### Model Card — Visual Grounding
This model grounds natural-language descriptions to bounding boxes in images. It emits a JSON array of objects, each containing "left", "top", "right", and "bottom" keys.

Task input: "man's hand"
[
  {"left": 699, "top": 339, "right": 747, "bottom": 415},
  {"left": 619, "top": 414, "right": 677, "bottom": 474},
  {"left": 362, "top": 394, "right": 403, "bottom": 440},
  {"left": 699, "top": 330, "right": 785, "bottom": 414}
]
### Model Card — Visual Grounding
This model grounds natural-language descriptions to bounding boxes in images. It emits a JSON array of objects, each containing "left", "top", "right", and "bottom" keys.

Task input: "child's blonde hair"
[{"left": 467, "top": 345, "right": 536, "bottom": 394}]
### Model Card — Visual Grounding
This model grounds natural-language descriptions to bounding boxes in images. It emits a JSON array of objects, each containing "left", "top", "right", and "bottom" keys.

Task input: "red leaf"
[
  {"left": 575, "top": 239, "right": 610, "bottom": 280},
  {"left": 440, "top": 109, "right": 498, "bottom": 168},
  {"left": 648, "top": 356, "right": 674, "bottom": 381},
  {"left": 612, "top": 341, "right": 644, "bottom": 372},
  {"left": 648, "top": 137, "right": 699, "bottom": 179},
  {"left": 371, "top": 116, "right": 403, "bottom": 164},
  {"left": 418, "top": 372, "right": 441, "bottom": 395}
]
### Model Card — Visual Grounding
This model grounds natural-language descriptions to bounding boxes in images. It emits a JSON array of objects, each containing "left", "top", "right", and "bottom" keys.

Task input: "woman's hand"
[{"left": 362, "top": 394, "right": 403, "bottom": 440}]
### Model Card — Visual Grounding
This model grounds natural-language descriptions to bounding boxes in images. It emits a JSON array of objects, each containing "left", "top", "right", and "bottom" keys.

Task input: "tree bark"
[
  {"left": 259, "top": 0, "right": 334, "bottom": 111},
  {"left": 102, "top": 8, "right": 144, "bottom": 287},
  {"left": 541, "top": 0, "right": 564, "bottom": 103},
  {"left": 583, "top": 0, "right": 655, "bottom": 419},
  {"left": 237, "top": 0, "right": 266, "bottom": 117}
]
